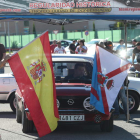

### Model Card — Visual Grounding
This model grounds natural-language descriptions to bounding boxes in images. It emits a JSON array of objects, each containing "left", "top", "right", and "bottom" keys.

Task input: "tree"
[
  {"left": 93, "top": 22, "right": 95, "bottom": 31},
  {"left": 33, "top": 22, "right": 37, "bottom": 38},
  {"left": 92, "top": 22, "right": 98, "bottom": 38},
  {"left": 115, "top": 21, "right": 137, "bottom": 30},
  {"left": 61, "top": 25, "right": 64, "bottom": 33},
  {"left": 114, "top": 22, "right": 124, "bottom": 29},
  {"left": 62, "top": 25, "right": 67, "bottom": 39},
  {"left": 11, "top": 41, "right": 18, "bottom": 49}
]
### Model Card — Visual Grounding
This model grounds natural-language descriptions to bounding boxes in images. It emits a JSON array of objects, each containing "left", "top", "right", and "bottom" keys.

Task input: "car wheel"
[
  {"left": 22, "top": 105, "right": 34, "bottom": 133},
  {"left": 100, "top": 114, "right": 113, "bottom": 132},
  {"left": 119, "top": 91, "right": 139, "bottom": 114},
  {"left": 125, "top": 0, "right": 132, "bottom": 6},
  {"left": 10, "top": 93, "right": 16, "bottom": 113},
  {"left": 16, "top": 102, "right": 22, "bottom": 123}
]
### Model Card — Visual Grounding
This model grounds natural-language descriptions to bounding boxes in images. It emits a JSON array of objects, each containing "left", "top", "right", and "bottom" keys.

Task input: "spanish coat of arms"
[{"left": 27, "top": 59, "right": 47, "bottom": 85}]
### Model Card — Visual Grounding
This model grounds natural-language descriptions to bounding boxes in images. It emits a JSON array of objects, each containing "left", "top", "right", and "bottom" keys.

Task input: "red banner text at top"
[{"left": 29, "top": 2, "right": 111, "bottom": 9}]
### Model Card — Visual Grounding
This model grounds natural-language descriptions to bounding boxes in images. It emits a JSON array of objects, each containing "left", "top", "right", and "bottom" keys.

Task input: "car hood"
[
  {"left": 56, "top": 83, "right": 90, "bottom": 86},
  {"left": 87, "top": 45, "right": 96, "bottom": 56},
  {"left": 128, "top": 76, "right": 140, "bottom": 82}
]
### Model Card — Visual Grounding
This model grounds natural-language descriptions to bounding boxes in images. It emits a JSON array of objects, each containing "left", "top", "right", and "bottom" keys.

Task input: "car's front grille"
[{"left": 57, "top": 96, "right": 95, "bottom": 112}]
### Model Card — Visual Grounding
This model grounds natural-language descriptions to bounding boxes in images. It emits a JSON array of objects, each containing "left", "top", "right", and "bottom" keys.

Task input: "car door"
[{"left": 0, "top": 74, "right": 18, "bottom": 100}]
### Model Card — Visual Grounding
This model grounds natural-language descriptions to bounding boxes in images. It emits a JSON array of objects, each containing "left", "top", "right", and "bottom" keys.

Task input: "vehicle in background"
[
  {"left": 0, "top": 73, "right": 18, "bottom": 113},
  {"left": 113, "top": 43, "right": 133, "bottom": 51},
  {"left": 85, "top": 39, "right": 108, "bottom": 48},
  {"left": 49, "top": 40, "right": 72, "bottom": 48},
  {"left": 123, "top": 0, "right": 140, "bottom": 6}
]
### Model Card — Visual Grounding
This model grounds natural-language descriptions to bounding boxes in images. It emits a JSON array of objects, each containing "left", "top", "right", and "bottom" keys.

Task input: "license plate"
[{"left": 59, "top": 115, "right": 84, "bottom": 121}]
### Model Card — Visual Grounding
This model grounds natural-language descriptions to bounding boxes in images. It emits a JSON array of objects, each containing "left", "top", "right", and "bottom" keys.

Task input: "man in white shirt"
[{"left": 54, "top": 41, "right": 66, "bottom": 54}]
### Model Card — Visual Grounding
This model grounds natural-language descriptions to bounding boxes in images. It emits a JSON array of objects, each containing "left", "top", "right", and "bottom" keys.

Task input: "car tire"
[
  {"left": 100, "top": 114, "right": 113, "bottom": 132},
  {"left": 9, "top": 93, "right": 16, "bottom": 113},
  {"left": 22, "top": 105, "right": 34, "bottom": 133},
  {"left": 119, "top": 91, "right": 140, "bottom": 114},
  {"left": 16, "top": 102, "right": 22, "bottom": 123}
]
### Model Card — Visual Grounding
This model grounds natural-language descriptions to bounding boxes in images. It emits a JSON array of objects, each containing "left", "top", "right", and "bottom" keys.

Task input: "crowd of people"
[{"left": 50, "top": 39, "right": 88, "bottom": 54}]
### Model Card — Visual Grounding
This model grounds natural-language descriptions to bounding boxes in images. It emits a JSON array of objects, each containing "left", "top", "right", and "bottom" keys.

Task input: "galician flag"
[
  {"left": 8, "top": 31, "right": 59, "bottom": 137},
  {"left": 90, "top": 46, "right": 130, "bottom": 115}
]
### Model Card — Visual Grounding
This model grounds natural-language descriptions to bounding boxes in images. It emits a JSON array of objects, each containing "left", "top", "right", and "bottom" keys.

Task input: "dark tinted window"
[{"left": 53, "top": 62, "right": 92, "bottom": 84}]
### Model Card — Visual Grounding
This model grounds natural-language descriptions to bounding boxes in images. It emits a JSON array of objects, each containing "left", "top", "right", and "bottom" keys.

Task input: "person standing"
[
  {"left": 104, "top": 41, "right": 115, "bottom": 53},
  {"left": 116, "top": 39, "right": 125, "bottom": 53},
  {"left": 50, "top": 40, "right": 57, "bottom": 53},
  {"left": 134, "top": 63, "right": 140, "bottom": 71},
  {"left": 75, "top": 40, "right": 87, "bottom": 54},
  {"left": 76, "top": 40, "right": 80, "bottom": 47},
  {"left": 132, "top": 42, "right": 140, "bottom": 65},
  {"left": 54, "top": 41, "right": 66, "bottom": 54},
  {"left": 0, "top": 44, "right": 6, "bottom": 73},
  {"left": 131, "top": 39, "right": 137, "bottom": 48},
  {"left": 0, "top": 55, "right": 10, "bottom": 68},
  {"left": 69, "top": 40, "right": 76, "bottom": 54},
  {"left": 113, "top": 82, "right": 129, "bottom": 119}
]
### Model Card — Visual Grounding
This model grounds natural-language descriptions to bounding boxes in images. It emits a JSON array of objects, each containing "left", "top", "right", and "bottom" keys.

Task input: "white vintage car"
[{"left": 0, "top": 73, "right": 18, "bottom": 113}]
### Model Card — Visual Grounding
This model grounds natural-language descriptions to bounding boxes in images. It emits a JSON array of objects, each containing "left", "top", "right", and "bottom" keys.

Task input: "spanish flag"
[{"left": 8, "top": 31, "right": 59, "bottom": 137}]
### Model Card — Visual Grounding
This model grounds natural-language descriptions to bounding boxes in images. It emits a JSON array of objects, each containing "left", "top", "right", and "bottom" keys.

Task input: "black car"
[{"left": 123, "top": 0, "right": 140, "bottom": 6}]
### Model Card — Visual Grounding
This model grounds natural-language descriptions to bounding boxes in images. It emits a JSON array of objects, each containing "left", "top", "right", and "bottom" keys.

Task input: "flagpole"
[{"left": 124, "top": 21, "right": 129, "bottom": 123}]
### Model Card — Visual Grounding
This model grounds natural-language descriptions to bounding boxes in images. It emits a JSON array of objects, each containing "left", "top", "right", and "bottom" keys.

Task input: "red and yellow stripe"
[{"left": 9, "top": 31, "right": 59, "bottom": 137}]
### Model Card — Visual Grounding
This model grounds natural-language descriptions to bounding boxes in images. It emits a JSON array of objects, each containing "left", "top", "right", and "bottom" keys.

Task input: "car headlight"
[
  {"left": 56, "top": 99, "right": 60, "bottom": 108},
  {"left": 83, "top": 97, "right": 95, "bottom": 111}
]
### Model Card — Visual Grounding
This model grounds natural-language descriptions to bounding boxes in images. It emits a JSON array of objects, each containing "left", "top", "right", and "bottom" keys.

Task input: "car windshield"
[
  {"left": 87, "top": 40, "right": 99, "bottom": 44},
  {"left": 53, "top": 62, "right": 92, "bottom": 84}
]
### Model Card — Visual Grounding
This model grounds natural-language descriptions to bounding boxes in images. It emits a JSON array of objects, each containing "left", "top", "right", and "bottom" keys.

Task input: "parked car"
[
  {"left": 123, "top": 0, "right": 140, "bottom": 6},
  {"left": 113, "top": 43, "right": 133, "bottom": 51},
  {"left": 0, "top": 73, "right": 18, "bottom": 113},
  {"left": 85, "top": 39, "right": 108, "bottom": 48},
  {"left": 15, "top": 54, "right": 114, "bottom": 133},
  {"left": 50, "top": 40, "right": 72, "bottom": 48}
]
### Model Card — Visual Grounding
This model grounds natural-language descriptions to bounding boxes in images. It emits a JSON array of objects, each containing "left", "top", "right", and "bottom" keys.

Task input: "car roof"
[
  {"left": 50, "top": 40, "right": 72, "bottom": 42},
  {"left": 52, "top": 54, "right": 94, "bottom": 62},
  {"left": 90, "top": 39, "right": 106, "bottom": 41}
]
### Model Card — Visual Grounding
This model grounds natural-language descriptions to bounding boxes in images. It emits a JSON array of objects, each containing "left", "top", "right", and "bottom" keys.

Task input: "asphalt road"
[
  {"left": 0, "top": 104, "right": 140, "bottom": 140},
  {"left": 2, "top": 64, "right": 140, "bottom": 140}
]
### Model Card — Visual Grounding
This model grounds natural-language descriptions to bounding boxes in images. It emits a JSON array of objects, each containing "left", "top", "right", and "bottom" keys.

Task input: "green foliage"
[
  {"left": 62, "top": 25, "right": 64, "bottom": 32},
  {"left": 33, "top": 22, "right": 37, "bottom": 38},
  {"left": 114, "top": 22, "right": 124, "bottom": 29},
  {"left": 114, "top": 22, "right": 137, "bottom": 30},
  {"left": 93, "top": 22, "right": 95, "bottom": 31},
  {"left": 33, "top": 22, "right": 36, "bottom": 34},
  {"left": 11, "top": 41, "right": 18, "bottom": 48}
]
